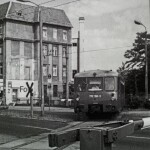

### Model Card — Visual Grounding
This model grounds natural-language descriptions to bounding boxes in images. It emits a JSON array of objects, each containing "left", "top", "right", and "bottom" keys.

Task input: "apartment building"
[{"left": 0, "top": 1, "right": 72, "bottom": 105}]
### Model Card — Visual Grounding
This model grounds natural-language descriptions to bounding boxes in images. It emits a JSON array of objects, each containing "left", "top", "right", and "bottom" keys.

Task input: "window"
[
  {"left": 43, "top": 64, "right": 47, "bottom": 76},
  {"left": 105, "top": 77, "right": 115, "bottom": 91},
  {"left": 0, "top": 24, "right": 2, "bottom": 35},
  {"left": 24, "top": 66, "right": 30, "bottom": 80},
  {"left": 62, "top": 47, "right": 67, "bottom": 57},
  {"left": 12, "top": 89, "right": 18, "bottom": 101},
  {"left": 53, "top": 28, "right": 57, "bottom": 39},
  {"left": 24, "top": 42, "right": 32, "bottom": 58},
  {"left": 11, "top": 41, "right": 20, "bottom": 56},
  {"left": 53, "top": 46, "right": 58, "bottom": 56},
  {"left": 88, "top": 78, "right": 103, "bottom": 91},
  {"left": 53, "top": 85, "right": 58, "bottom": 97},
  {"left": 16, "top": 10, "right": 22, "bottom": 16},
  {"left": 63, "top": 66, "right": 66, "bottom": 77},
  {"left": 43, "top": 45, "right": 48, "bottom": 58},
  {"left": 63, "top": 30, "right": 67, "bottom": 41},
  {"left": 11, "top": 59, "right": 20, "bottom": 80},
  {"left": 53, "top": 65, "right": 57, "bottom": 76},
  {"left": 43, "top": 27, "right": 47, "bottom": 39}
]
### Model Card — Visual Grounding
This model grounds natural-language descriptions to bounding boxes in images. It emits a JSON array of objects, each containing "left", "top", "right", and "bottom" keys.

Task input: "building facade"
[{"left": 0, "top": 2, "right": 72, "bottom": 105}]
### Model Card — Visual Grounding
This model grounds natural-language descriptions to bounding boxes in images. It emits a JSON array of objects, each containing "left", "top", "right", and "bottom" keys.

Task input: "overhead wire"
[
  {"left": 7, "top": 0, "right": 55, "bottom": 16},
  {"left": 6, "top": 0, "right": 133, "bottom": 59},
  {"left": 18, "top": 44, "right": 133, "bottom": 60},
  {"left": 7, "top": 0, "right": 80, "bottom": 17}
]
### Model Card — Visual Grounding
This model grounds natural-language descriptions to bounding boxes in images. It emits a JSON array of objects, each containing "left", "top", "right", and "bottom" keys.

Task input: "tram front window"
[
  {"left": 88, "top": 78, "right": 103, "bottom": 91},
  {"left": 105, "top": 77, "right": 115, "bottom": 91},
  {"left": 76, "top": 78, "right": 87, "bottom": 92}
]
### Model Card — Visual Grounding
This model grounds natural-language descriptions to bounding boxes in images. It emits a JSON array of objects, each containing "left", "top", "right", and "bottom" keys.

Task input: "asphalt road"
[
  {"left": 1, "top": 107, "right": 150, "bottom": 149},
  {"left": 113, "top": 127, "right": 150, "bottom": 150}
]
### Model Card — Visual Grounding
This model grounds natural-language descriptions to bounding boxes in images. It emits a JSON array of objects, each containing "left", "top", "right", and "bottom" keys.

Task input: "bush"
[
  {"left": 144, "top": 100, "right": 150, "bottom": 109},
  {"left": 128, "top": 96, "right": 144, "bottom": 109}
]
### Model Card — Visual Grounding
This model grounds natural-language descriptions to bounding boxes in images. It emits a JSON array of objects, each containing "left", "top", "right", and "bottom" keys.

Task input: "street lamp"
[
  {"left": 17, "top": 0, "right": 44, "bottom": 115},
  {"left": 134, "top": 20, "right": 148, "bottom": 100}
]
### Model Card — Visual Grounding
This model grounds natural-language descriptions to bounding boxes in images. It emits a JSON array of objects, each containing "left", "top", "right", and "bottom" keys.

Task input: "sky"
[{"left": 0, "top": 0, "right": 149, "bottom": 71}]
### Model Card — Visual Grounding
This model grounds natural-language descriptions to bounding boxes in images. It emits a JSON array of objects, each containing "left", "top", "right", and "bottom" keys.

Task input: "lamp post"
[
  {"left": 134, "top": 20, "right": 148, "bottom": 100},
  {"left": 17, "top": 0, "right": 44, "bottom": 115}
]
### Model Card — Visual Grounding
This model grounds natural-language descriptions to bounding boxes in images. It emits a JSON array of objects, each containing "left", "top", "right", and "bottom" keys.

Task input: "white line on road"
[
  {"left": 127, "top": 135, "right": 150, "bottom": 140},
  {"left": 18, "top": 124, "right": 52, "bottom": 131},
  {"left": 142, "top": 126, "right": 150, "bottom": 130}
]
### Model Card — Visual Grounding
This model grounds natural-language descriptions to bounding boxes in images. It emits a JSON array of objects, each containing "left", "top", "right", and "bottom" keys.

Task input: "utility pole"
[
  {"left": 77, "top": 31, "right": 80, "bottom": 73},
  {"left": 39, "top": 6, "right": 44, "bottom": 115},
  {"left": 16, "top": 0, "right": 44, "bottom": 114},
  {"left": 145, "top": 31, "right": 148, "bottom": 100},
  {"left": 66, "top": 45, "right": 69, "bottom": 106}
]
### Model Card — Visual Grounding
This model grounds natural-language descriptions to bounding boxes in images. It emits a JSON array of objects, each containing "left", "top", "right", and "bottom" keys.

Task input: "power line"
[
  {"left": 7, "top": 0, "right": 56, "bottom": 16},
  {"left": 7, "top": 0, "right": 80, "bottom": 17},
  {"left": 39, "top": 0, "right": 56, "bottom": 6},
  {"left": 39, "top": 45, "right": 134, "bottom": 58},
  {"left": 53, "top": 0, "right": 80, "bottom": 8},
  {"left": 13, "top": 45, "right": 133, "bottom": 60},
  {"left": 24, "top": 0, "right": 80, "bottom": 15},
  {"left": 77, "top": 45, "right": 133, "bottom": 54}
]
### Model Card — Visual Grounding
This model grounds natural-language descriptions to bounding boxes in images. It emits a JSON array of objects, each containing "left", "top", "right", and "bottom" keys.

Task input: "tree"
[
  {"left": 124, "top": 32, "right": 146, "bottom": 70},
  {"left": 118, "top": 32, "right": 150, "bottom": 97}
]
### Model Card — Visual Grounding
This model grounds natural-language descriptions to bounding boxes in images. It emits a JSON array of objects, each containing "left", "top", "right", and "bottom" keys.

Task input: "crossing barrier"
[{"left": 48, "top": 117, "right": 150, "bottom": 150}]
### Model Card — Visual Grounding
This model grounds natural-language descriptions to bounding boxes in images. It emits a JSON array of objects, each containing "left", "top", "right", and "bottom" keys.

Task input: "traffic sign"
[{"left": 26, "top": 82, "right": 34, "bottom": 98}]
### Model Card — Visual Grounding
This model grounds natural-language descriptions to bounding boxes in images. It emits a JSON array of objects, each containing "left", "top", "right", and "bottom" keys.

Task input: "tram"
[{"left": 74, "top": 70, "right": 125, "bottom": 116}]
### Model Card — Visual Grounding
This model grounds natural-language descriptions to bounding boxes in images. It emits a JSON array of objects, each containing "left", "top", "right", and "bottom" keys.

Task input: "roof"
[
  {"left": 0, "top": 1, "right": 72, "bottom": 28},
  {"left": 0, "top": 2, "right": 10, "bottom": 20},
  {"left": 75, "top": 70, "right": 119, "bottom": 78}
]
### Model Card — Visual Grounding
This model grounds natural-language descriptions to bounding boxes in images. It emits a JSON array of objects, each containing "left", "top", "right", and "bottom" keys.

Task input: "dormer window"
[{"left": 16, "top": 10, "right": 22, "bottom": 16}]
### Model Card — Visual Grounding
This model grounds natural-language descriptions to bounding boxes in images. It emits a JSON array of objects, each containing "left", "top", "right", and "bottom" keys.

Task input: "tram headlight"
[
  {"left": 76, "top": 97, "right": 80, "bottom": 101},
  {"left": 76, "top": 93, "right": 80, "bottom": 101},
  {"left": 111, "top": 92, "right": 117, "bottom": 101}
]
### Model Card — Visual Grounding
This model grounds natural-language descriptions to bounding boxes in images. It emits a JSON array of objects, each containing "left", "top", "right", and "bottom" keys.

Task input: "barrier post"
[{"left": 80, "top": 128, "right": 111, "bottom": 150}]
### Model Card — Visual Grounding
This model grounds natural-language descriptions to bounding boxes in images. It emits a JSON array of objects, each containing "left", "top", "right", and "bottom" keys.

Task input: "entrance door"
[{"left": 12, "top": 89, "right": 18, "bottom": 102}]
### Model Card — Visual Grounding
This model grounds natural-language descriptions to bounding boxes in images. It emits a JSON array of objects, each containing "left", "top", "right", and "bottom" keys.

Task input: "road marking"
[
  {"left": 142, "top": 126, "right": 150, "bottom": 130},
  {"left": 19, "top": 124, "right": 52, "bottom": 131},
  {"left": 127, "top": 135, "right": 150, "bottom": 140}
]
